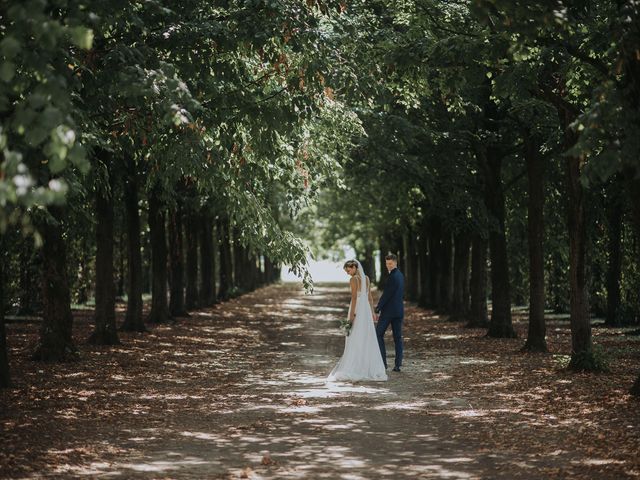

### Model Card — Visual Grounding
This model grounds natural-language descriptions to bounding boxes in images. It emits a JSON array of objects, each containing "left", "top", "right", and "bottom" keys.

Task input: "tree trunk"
[
  {"left": 451, "top": 233, "right": 471, "bottom": 320},
  {"left": 147, "top": 188, "right": 170, "bottom": 324},
  {"left": 18, "top": 241, "right": 40, "bottom": 315},
  {"left": 395, "top": 235, "right": 404, "bottom": 275},
  {"left": 629, "top": 177, "right": 640, "bottom": 327},
  {"left": 233, "top": 227, "right": 245, "bottom": 292},
  {"left": 273, "top": 262, "right": 281, "bottom": 283},
  {"left": 554, "top": 112, "right": 594, "bottom": 368},
  {"left": 88, "top": 170, "right": 120, "bottom": 345},
  {"left": 378, "top": 237, "right": 390, "bottom": 288},
  {"left": 417, "top": 220, "right": 431, "bottom": 308},
  {"left": 121, "top": 164, "right": 145, "bottom": 332},
  {"left": 184, "top": 210, "right": 199, "bottom": 310},
  {"left": 217, "top": 216, "right": 232, "bottom": 300},
  {"left": 482, "top": 148, "right": 516, "bottom": 338},
  {"left": 32, "top": 207, "right": 78, "bottom": 361},
  {"left": 264, "top": 256, "right": 274, "bottom": 285},
  {"left": 168, "top": 204, "right": 188, "bottom": 317},
  {"left": 523, "top": 132, "right": 547, "bottom": 352},
  {"left": 467, "top": 234, "right": 489, "bottom": 328},
  {"left": 76, "top": 243, "right": 91, "bottom": 305},
  {"left": 363, "top": 247, "right": 376, "bottom": 284},
  {"left": 246, "top": 252, "right": 257, "bottom": 291},
  {"left": 439, "top": 230, "right": 454, "bottom": 312},
  {"left": 200, "top": 212, "right": 216, "bottom": 306},
  {"left": 405, "top": 231, "right": 419, "bottom": 302},
  {"left": 0, "top": 235, "right": 10, "bottom": 387},
  {"left": 566, "top": 151, "right": 593, "bottom": 368},
  {"left": 605, "top": 183, "right": 623, "bottom": 327},
  {"left": 117, "top": 230, "right": 125, "bottom": 298},
  {"left": 429, "top": 219, "right": 442, "bottom": 308}
]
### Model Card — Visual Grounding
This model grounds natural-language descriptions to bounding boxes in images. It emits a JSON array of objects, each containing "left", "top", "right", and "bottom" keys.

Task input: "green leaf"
[
  {"left": 0, "top": 62, "right": 15, "bottom": 82},
  {"left": 68, "top": 144, "right": 90, "bottom": 174},
  {"left": 47, "top": 154, "right": 67, "bottom": 174},
  {"left": 70, "top": 26, "right": 94, "bottom": 50},
  {"left": 24, "top": 125, "right": 50, "bottom": 146},
  {"left": 0, "top": 36, "right": 21, "bottom": 59}
]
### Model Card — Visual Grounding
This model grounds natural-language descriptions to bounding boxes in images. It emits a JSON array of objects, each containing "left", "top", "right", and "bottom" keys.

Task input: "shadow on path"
[{"left": 1, "top": 283, "right": 638, "bottom": 479}]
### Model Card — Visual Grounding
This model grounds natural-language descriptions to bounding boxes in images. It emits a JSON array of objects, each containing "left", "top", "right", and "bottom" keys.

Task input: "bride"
[{"left": 327, "top": 260, "right": 388, "bottom": 382}]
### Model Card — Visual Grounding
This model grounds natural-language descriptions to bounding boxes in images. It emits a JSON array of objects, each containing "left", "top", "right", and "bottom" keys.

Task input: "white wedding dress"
[{"left": 327, "top": 261, "right": 388, "bottom": 382}]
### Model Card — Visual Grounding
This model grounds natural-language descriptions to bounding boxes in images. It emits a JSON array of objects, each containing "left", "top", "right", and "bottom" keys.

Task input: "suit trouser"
[{"left": 376, "top": 315, "right": 403, "bottom": 368}]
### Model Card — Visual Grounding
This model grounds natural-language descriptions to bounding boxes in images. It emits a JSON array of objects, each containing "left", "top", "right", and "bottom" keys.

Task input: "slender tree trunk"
[
  {"left": 121, "top": 164, "right": 145, "bottom": 332},
  {"left": 466, "top": 234, "right": 489, "bottom": 328},
  {"left": 168, "top": 204, "right": 188, "bottom": 317},
  {"left": 217, "top": 216, "right": 232, "bottom": 300},
  {"left": 482, "top": 148, "right": 516, "bottom": 338},
  {"left": 538, "top": 78, "right": 596, "bottom": 366},
  {"left": 363, "top": 247, "right": 376, "bottom": 284},
  {"left": 566, "top": 151, "right": 593, "bottom": 367},
  {"left": 143, "top": 229, "right": 152, "bottom": 295},
  {"left": 378, "top": 237, "right": 390, "bottom": 288},
  {"left": 273, "top": 262, "right": 281, "bottom": 283},
  {"left": 18, "top": 242, "right": 40, "bottom": 315},
  {"left": 184, "top": 210, "right": 199, "bottom": 309},
  {"left": 147, "top": 189, "right": 170, "bottom": 324},
  {"left": 429, "top": 219, "right": 442, "bottom": 308},
  {"left": 200, "top": 212, "right": 215, "bottom": 306},
  {"left": 629, "top": 177, "right": 640, "bottom": 328},
  {"left": 451, "top": 233, "right": 471, "bottom": 320},
  {"left": 523, "top": 133, "right": 547, "bottom": 352},
  {"left": 32, "top": 207, "right": 78, "bottom": 361},
  {"left": 0, "top": 235, "right": 10, "bottom": 387},
  {"left": 117, "top": 230, "right": 125, "bottom": 298},
  {"left": 264, "top": 257, "right": 274, "bottom": 285},
  {"left": 439, "top": 230, "right": 454, "bottom": 312},
  {"left": 403, "top": 233, "right": 412, "bottom": 300},
  {"left": 88, "top": 169, "right": 120, "bottom": 345},
  {"left": 246, "top": 252, "right": 257, "bottom": 291},
  {"left": 552, "top": 110, "right": 594, "bottom": 368},
  {"left": 605, "top": 184, "right": 623, "bottom": 327},
  {"left": 405, "top": 231, "right": 419, "bottom": 302},
  {"left": 77, "top": 243, "right": 91, "bottom": 305},
  {"left": 417, "top": 220, "right": 431, "bottom": 308},
  {"left": 233, "top": 227, "right": 245, "bottom": 292},
  {"left": 395, "top": 235, "right": 405, "bottom": 275}
]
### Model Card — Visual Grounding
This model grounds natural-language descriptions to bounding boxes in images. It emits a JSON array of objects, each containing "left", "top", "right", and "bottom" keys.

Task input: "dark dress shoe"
[{"left": 392, "top": 366, "right": 401, "bottom": 372}]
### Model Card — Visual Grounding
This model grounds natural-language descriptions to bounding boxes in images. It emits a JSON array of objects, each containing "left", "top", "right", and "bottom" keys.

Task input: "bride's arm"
[{"left": 349, "top": 276, "right": 358, "bottom": 323}]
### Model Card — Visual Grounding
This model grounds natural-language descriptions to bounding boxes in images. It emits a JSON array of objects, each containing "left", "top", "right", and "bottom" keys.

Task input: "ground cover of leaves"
[{"left": 1, "top": 282, "right": 639, "bottom": 479}]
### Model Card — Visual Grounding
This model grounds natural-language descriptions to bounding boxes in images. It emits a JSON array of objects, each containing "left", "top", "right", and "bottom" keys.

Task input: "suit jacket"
[{"left": 376, "top": 268, "right": 404, "bottom": 319}]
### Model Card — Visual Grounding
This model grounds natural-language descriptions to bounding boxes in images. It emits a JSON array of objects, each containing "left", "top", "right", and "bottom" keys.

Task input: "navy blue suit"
[{"left": 375, "top": 268, "right": 404, "bottom": 369}]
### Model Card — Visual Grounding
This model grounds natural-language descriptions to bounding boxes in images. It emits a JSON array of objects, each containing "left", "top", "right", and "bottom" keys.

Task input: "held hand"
[{"left": 373, "top": 313, "right": 378, "bottom": 322}]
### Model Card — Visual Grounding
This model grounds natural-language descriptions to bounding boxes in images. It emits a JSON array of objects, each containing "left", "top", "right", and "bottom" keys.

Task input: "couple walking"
[{"left": 327, "top": 254, "right": 404, "bottom": 382}]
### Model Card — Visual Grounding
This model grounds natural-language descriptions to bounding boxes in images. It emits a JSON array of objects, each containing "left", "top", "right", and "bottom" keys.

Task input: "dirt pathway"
[{"left": 1, "top": 283, "right": 639, "bottom": 479}]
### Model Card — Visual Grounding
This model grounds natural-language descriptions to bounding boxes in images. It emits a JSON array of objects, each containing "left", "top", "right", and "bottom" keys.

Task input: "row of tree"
[
  {"left": 0, "top": 0, "right": 361, "bottom": 388},
  {"left": 307, "top": 0, "right": 640, "bottom": 394}
]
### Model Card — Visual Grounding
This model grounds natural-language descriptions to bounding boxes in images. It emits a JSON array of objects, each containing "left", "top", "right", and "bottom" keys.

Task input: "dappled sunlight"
[{"left": 3, "top": 283, "right": 639, "bottom": 479}]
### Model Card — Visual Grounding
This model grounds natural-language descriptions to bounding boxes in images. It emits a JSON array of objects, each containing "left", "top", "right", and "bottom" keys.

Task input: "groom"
[{"left": 374, "top": 253, "right": 404, "bottom": 372}]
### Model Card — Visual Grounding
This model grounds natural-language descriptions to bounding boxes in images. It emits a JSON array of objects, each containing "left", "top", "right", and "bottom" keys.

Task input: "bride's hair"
[{"left": 343, "top": 260, "right": 358, "bottom": 270}]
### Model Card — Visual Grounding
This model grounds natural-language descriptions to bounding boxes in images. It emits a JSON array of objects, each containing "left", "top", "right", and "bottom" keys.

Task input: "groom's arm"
[{"left": 375, "top": 274, "right": 398, "bottom": 313}]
